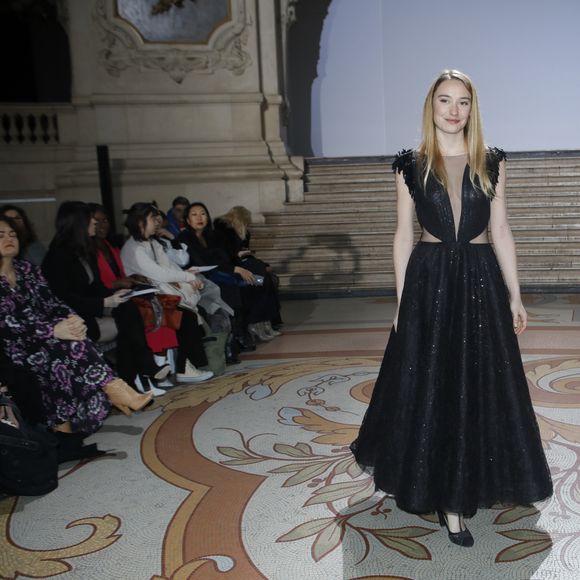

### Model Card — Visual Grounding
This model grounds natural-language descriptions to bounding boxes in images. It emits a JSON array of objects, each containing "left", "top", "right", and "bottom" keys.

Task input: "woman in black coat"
[
  {"left": 176, "top": 202, "right": 257, "bottom": 354},
  {"left": 41, "top": 201, "right": 169, "bottom": 389},
  {"left": 213, "top": 206, "right": 282, "bottom": 340}
]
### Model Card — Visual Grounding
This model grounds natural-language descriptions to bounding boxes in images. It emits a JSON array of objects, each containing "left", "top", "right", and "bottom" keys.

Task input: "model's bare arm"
[
  {"left": 393, "top": 172, "right": 415, "bottom": 328},
  {"left": 490, "top": 160, "right": 527, "bottom": 335}
]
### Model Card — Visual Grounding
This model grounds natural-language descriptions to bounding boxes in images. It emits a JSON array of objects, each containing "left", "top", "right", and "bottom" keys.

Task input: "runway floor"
[{"left": 1, "top": 295, "right": 579, "bottom": 580}]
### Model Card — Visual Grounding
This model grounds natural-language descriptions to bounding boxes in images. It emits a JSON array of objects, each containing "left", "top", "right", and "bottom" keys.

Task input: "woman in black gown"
[{"left": 351, "top": 70, "right": 552, "bottom": 547}]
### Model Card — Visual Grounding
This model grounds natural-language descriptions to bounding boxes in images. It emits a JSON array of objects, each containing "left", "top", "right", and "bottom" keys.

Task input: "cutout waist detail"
[
  {"left": 418, "top": 240, "right": 491, "bottom": 247},
  {"left": 420, "top": 229, "right": 489, "bottom": 245}
]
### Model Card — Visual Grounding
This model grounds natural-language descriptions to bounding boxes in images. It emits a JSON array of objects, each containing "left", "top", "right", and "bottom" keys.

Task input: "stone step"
[
  {"left": 264, "top": 206, "right": 580, "bottom": 224},
  {"left": 254, "top": 217, "right": 580, "bottom": 233},
  {"left": 255, "top": 244, "right": 580, "bottom": 260},
  {"left": 305, "top": 180, "right": 580, "bottom": 194},
  {"left": 276, "top": 269, "right": 579, "bottom": 292},
  {"left": 253, "top": 226, "right": 580, "bottom": 241},
  {"left": 306, "top": 157, "right": 580, "bottom": 175},
  {"left": 305, "top": 171, "right": 580, "bottom": 186},
  {"left": 269, "top": 255, "right": 580, "bottom": 275},
  {"left": 258, "top": 154, "right": 580, "bottom": 293},
  {"left": 274, "top": 198, "right": 580, "bottom": 216}
]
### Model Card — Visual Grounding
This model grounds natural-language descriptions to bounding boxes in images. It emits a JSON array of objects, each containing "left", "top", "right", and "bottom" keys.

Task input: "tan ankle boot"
[{"left": 103, "top": 378, "right": 153, "bottom": 416}]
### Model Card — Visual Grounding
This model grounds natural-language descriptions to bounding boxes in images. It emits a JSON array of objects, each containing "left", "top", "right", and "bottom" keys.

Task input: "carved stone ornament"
[
  {"left": 93, "top": 0, "right": 252, "bottom": 83},
  {"left": 281, "top": 0, "right": 299, "bottom": 29}
]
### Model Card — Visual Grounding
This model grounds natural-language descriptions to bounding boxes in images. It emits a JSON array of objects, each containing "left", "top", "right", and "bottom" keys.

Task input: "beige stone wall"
[{"left": 0, "top": 0, "right": 302, "bottom": 235}]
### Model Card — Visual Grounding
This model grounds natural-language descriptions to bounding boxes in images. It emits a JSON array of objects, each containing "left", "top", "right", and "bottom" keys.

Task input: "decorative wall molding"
[
  {"left": 281, "top": 0, "right": 299, "bottom": 29},
  {"left": 93, "top": 0, "right": 252, "bottom": 83}
]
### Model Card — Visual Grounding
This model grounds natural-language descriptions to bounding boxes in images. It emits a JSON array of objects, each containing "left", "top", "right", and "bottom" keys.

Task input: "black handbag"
[{"left": 0, "top": 395, "right": 59, "bottom": 496}]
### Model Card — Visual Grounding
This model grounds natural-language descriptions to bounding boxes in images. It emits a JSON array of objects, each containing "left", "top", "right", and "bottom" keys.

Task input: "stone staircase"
[{"left": 251, "top": 154, "right": 580, "bottom": 295}]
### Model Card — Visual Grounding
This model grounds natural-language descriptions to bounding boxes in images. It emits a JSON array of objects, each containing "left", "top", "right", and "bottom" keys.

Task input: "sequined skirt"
[{"left": 351, "top": 242, "right": 552, "bottom": 514}]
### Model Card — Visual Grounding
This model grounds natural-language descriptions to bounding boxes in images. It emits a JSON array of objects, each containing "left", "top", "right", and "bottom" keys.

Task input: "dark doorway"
[
  {"left": 0, "top": 0, "right": 71, "bottom": 103},
  {"left": 286, "top": 0, "right": 332, "bottom": 156}
]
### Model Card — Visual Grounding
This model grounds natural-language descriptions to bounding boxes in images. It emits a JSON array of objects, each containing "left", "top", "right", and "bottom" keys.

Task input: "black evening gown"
[{"left": 351, "top": 148, "right": 552, "bottom": 515}]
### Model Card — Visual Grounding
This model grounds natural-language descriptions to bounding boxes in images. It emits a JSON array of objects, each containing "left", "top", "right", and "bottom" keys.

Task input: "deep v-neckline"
[{"left": 443, "top": 161, "right": 469, "bottom": 242}]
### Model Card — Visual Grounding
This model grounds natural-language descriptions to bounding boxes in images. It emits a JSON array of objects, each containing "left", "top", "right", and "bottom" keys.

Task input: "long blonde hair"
[
  {"left": 220, "top": 206, "right": 252, "bottom": 240},
  {"left": 417, "top": 69, "right": 493, "bottom": 196}
]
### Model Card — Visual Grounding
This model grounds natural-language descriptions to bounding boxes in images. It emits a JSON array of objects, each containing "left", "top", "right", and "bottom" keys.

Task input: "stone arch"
[{"left": 284, "top": 0, "right": 331, "bottom": 156}]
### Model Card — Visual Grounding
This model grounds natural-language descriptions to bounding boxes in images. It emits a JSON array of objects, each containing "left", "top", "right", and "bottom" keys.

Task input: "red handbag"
[{"left": 132, "top": 294, "right": 183, "bottom": 331}]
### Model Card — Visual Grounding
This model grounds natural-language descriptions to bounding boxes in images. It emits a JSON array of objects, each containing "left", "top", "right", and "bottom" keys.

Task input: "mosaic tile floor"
[{"left": 1, "top": 295, "right": 579, "bottom": 580}]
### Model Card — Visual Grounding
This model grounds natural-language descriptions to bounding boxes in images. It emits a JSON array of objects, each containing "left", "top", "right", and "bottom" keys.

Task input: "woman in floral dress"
[{"left": 0, "top": 215, "right": 151, "bottom": 434}]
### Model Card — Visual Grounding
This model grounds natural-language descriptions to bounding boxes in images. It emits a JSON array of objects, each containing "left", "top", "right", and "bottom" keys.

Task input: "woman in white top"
[{"left": 121, "top": 203, "right": 213, "bottom": 384}]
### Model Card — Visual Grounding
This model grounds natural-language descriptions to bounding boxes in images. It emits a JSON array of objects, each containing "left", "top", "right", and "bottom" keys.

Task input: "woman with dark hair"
[
  {"left": 0, "top": 215, "right": 152, "bottom": 435},
  {"left": 42, "top": 201, "right": 170, "bottom": 392},
  {"left": 176, "top": 202, "right": 255, "bottom": 356},
  {"left": 88, "top": 203, "right": 139, "bottom": 290},
  {"left": 0, "top": 204, "right": 46, "bottom": 266},
  {"left": 88, "top": 203, "right": 178, "bottom": 395},
  {"left": 121, "top": 202, "right": 213, "bottom": 383}
]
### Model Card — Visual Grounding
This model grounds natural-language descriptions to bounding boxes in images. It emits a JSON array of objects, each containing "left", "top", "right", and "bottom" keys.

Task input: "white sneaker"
[
  {"left": 157, "top": 377, "right": 175, "bottom": 388},
  {"left": 135, "top": 374, "right": 166, "bottom": 397},
  {"left": 176, "top": 361, "right": 214, "bottom": 383}
]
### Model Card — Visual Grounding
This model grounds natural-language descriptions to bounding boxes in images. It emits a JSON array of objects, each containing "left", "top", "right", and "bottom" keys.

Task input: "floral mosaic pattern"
[
  {"left": 144, "top": 356, "right": 577, "bottom": 579},
  {"left": 2, "top": 351, "right": 578, "bottom": 579}
]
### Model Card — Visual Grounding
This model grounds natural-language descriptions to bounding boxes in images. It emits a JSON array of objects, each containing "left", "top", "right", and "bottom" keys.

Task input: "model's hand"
[
  {"left": 510, "top": 298, "right": 527, "bottom": 335},
  {"left": 104, "top": 289, "right": 131, "bottom": 308},
  {"left": 53, "top": 315, "right": 87, "bottom": 341},
  {"left": 190, "top": 278, "right": 204, "bottom": 290},
  {"left": 234, "top": 266, "right": 255, "bottom": 285}
]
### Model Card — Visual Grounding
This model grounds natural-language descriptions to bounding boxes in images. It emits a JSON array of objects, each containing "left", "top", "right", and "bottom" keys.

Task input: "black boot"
[
  {"left": 226, "top": 333, "right": 241, "bottom": 364},
  {"left": 235, "top": 332, "right": 256, "bottom": 352},
  {"left": 55, "top": 432, "right": 105, "bottom": 463}
]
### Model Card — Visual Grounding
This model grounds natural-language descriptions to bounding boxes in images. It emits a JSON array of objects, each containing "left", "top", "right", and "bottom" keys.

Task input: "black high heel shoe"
[{"left": 437, "top": 510, "right": 474, "bottom": 547}]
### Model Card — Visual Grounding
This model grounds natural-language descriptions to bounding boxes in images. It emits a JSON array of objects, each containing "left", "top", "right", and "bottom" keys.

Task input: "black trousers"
[
  {"left": 239, "top": 256, "right": 282, "bottom": 324},
  {"left": 175, "top": 310, "right": 208, "bottom": 372},
  {"left": 112, "top": 301, "right": 157, "bottom": 381}
]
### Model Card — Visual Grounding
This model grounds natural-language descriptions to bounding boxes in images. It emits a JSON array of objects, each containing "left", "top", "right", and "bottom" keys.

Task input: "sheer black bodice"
[
  {"left": 394, "top": 148, "right": 504, "bottom": 244},
  {"left": 351, "top": 147, "right": 552, "bottom": 515}
]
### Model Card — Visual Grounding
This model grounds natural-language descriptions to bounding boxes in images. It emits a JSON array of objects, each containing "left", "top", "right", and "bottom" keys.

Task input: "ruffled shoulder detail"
[
  {"left": 486, "top": 146, "right": 506, "bottom": 192},
  {"left": 392, "top": 148, "right": 416, "bottom": 199}
]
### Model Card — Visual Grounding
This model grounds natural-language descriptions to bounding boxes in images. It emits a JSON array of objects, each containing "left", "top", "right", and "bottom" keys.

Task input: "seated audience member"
[
  {"left": 88, "top": 203, "right": 141, "bottom": 290},
  {"left": 213, "top": 206, "right": 282, "bottom": 341},
  {"left": 41, "top": 202, "right": 170, "bottom": 391},
  {"left": 89, "top": 203, "right": 177, "bottom": 395},
  {"left": 165, "top": 196, "right": 189, "bottom": 238},
  {"left": 0, "top": 215, "right": 152, "bottom": 435},
  {"left": 153, "top": 209, "right": 233, "bottom": 337},
  {"left": 0, "top": 204, "right": 47, "bottom": 266},
  {"left": 120, "top": 203, "right": 213, "bottom": 383},
  {"left": 176, "top": 202, "right": 256, "bottom": 356},
  {"left": 155, "top": 209, "right": 190, "bottom": 267}
]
